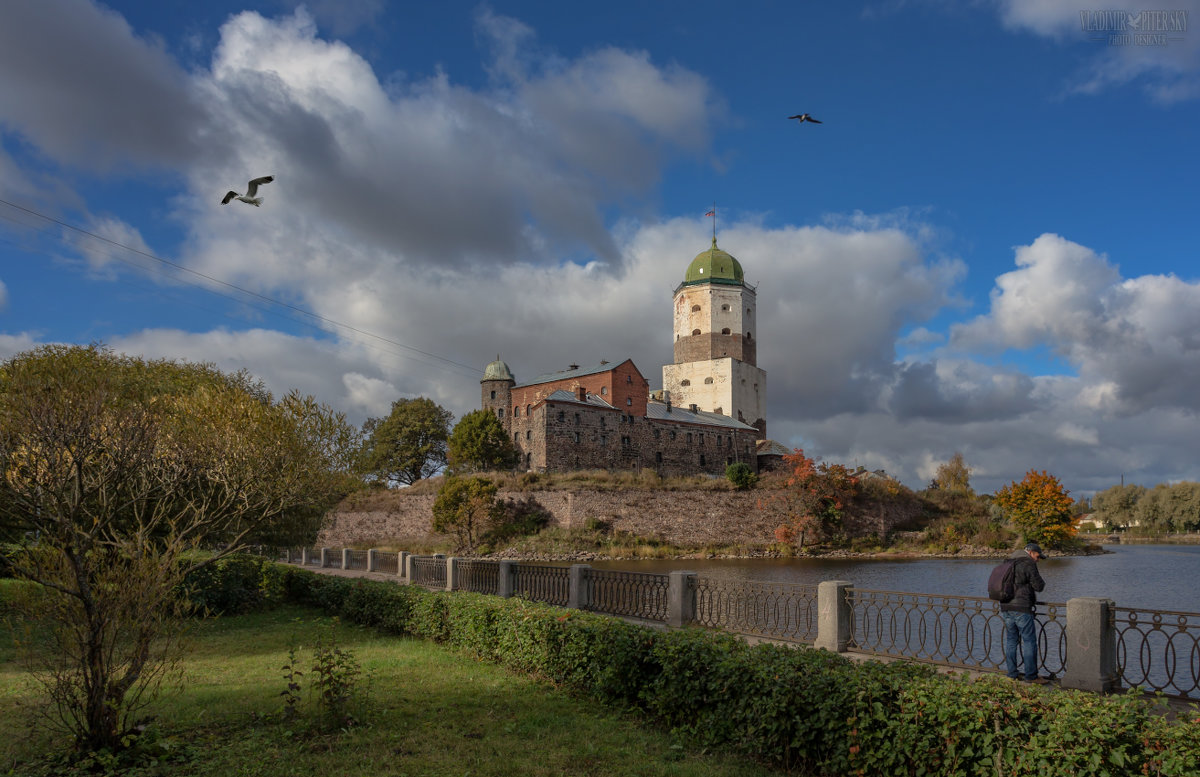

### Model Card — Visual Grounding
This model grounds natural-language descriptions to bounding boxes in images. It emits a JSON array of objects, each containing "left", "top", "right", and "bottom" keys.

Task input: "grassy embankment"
[{"left": 0, "top": 584, "right": 778, "bottom": 777}]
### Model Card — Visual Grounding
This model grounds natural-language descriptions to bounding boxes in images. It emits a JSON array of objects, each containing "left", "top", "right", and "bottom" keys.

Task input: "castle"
[{"left": 481, "top": 238, "right": 775, "bottom": 477}]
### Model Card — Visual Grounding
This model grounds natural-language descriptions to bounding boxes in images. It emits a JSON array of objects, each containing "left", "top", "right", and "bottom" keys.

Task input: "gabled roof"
[
  {"left": 543, "top": 389, "right": 616, "bottom": 409},
  {"left": 516, "top": 358, "right": 640, "bottom": 388},
  {"left": 645, "top": 400, "right": 758, "bottom": 431}
]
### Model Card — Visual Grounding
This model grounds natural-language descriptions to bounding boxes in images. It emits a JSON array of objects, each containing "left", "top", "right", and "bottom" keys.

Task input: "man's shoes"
[{"left": 1023, "top": 676, "right": 1051, "bottom": 685}]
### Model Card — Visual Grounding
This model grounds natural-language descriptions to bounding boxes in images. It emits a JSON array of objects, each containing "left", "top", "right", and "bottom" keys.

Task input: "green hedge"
[{"left": 272, "top": 566, "right": 1199, "bottom": 776}]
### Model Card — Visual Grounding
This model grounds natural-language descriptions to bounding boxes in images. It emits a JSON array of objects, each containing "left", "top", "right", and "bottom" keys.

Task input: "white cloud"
[{"left": 994, "top": 0, "right": 1200, "bottom": 102}]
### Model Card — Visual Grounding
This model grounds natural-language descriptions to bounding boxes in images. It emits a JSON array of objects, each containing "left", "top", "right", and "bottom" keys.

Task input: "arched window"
[
  {"left": 626, "top": 398, "right": 632, "bottom": 406},
  {"left": 691, "top": 304, "right": 701, "bottom": 312},
  {"left": 498, "top": 408, "right": 504, "bottom": 419},
  {"left": 680, "top": 379, "right": 691, "bottom": 386},
  {"left": 721, "top": 328, "right": 730, "bottom": 335},
  {"left": 490, "top": 390, "right": 496, "bottom": 399},
  {"left": 721, "top": 304, "right": 730, "bottom": 311},
  {"left": 526, "top": 404, "right": 531, "bottom": 414},
  {"left": 526, "top": 430, "right": 531, "bottom": 440},
  {"left": 704, "top": 377, "right": 714, "bottom": 384},
  {"left": 514, "top": 406, "right": 519, "bottom": 417},
  {"left": 692, "top": 329, "right": 701, "bottom": 336},
  {"left": 601, "top": 386, "right": 608, "bottom": 395}
]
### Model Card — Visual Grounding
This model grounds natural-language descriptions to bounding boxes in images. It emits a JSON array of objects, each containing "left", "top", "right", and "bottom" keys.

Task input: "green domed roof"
[
  {"left": 481, "top": 357, "right": 514, "bottom": 383},
  {"left": 684, "top": 238, "right": 744, "bottom": 285}
]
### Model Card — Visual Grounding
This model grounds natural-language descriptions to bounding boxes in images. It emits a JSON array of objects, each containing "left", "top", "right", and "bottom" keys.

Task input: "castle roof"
[
  {"left": 542, "top": 389, "right": 615, "bottom": 408},
  {"left": 682, "top": 237, "right": 744, "bottom": 287},
  {"left": 516, "top": 359, "right": 635, "bottom": 388},
  {"left": 481, "top": 357, "right": 515, "bottom": 382},
  {"left": 645, "top": 399, "right": 758, "bottom": 430}
]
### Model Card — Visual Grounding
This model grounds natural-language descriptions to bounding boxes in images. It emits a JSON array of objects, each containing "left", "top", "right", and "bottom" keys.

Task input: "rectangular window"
[{"left": 574, "top": 432, "right": 580, "bottom": 443}]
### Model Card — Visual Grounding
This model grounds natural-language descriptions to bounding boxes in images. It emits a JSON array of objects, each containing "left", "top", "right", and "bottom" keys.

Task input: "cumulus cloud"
[
  {"left": 953, "top": 233, "right": 1200, "bottom": 415},
  {"left": 0, "top": 0, "right": 212, "bottom": 170}
]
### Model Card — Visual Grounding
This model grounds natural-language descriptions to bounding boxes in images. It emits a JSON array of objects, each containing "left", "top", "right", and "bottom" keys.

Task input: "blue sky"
[{"left": 2, "top": 0, "right": 1198, "bottom": 495}]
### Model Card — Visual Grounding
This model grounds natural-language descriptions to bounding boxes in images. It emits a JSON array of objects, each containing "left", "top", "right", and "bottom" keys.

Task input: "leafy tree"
[
  {"left": 725, "top": 462, "right": 759, "bottom": 490},
  {"left": 431, "top": 475, "right": 501, "bottom": 552},
  {"left": 1091, "top": 483, "right": 1146, "bottom": 531},
  {"left": 358, "top": 397, "right": 453, "bottom": 486},
  {"left": 768, "top": 449, "right": 859, "bottom": 549},
  {"left": 931, "top": 451, "right": 974, "bottom": 495},
  {"left": 0, "top": 345, "right": 360, "bottom": 755},
  {"left": 993, "top": 469, "right": 1077, "bottom": 549},
  {"left": 447, "top": 409, "right": 517, "bottom": 472}
]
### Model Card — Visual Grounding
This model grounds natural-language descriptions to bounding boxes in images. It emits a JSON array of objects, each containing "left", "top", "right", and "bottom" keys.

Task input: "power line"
[{"left": 0, "top": 196, "right": 482, "bottom": 378}]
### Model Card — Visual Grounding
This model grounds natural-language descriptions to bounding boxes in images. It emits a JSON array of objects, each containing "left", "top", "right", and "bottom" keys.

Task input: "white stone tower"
[{"left": 662, "top": 237, "right": 767, "bottom": 438}]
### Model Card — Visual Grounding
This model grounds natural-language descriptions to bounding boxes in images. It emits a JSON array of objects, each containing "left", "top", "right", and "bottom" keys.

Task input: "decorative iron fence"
[
  {"left": 457, "top": 559, "right": 502, "bottom": 594},
  {"left": 1112, "top": 606, "right": 1200, "bottom": 700},
  {"left": 847, "top": 589, "right": 1067, "bottom": 678},
  {"left": 512, "top": 563, "right": 570, "bottom": 606},
  {"left": 586, "top": 569, "right": 670, "bottom": 621},
  {"left": 693, "top": 578, "right": 818, "bottom": 643},
  {"left": 345, "top": 549, "right": 369, "bottom": 571},
  {"left": 411, "top": 556, "right": 447, "bottom": 589},
  {"left": 373, "top": 550, "right": 399, "bottom": 574},
  {"left": 304, "top": 548, "right": 322, "bottom": 567}
]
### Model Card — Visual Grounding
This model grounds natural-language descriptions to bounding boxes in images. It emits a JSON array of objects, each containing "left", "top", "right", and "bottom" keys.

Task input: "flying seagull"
[
  {"left": 788, "top": 114, "right": 822, "bottom": 124},
  {"left": 221, "top": 175, "right": 274, "bottom": 206}
]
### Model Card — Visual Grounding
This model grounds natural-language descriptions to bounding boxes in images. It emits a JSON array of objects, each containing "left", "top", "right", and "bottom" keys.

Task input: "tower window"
[
  {"left": 704, "top": 377, "right": 714, "bottom": 384},
  {"left": 692, "top": 329, "right": 701, "bottom": 336},
  {"left": 490, "top": 390, "right": 496, "bottom": 399},
  {"left": 526, "top": 430, "right": 532, "bottom": 440},
  {"left": 721, "top": 304, "right": 729, "bottom": 311},
  {"left": 575, "top": 413, "right": 581, "bottom": 424},
  {"left": 498, "top": 409, "right": 504, "bottom": 419},
  {"left": 687, "top": 432, "right": 693, "bottom": 444},
  {"left": 700, "top": 454, "right": 706, "bottom": 466},
  {"left": 574, "top": 432, "right": 580, "bottom": 443},
  {"left": 526, "top": 404, "right": 531, "bottom": 414},
  {"left": 670, "top": 430, "right": 677, "bottom": 440},
  {"left": 514, "top": 406, "right": 519, "bottom": 417},
  {"left": 558, "top": 410, "right": 565, "bottom": 421},
  {"left": 601, "top": 386, "right": 608, "bottom": 395},
  {"left": 680, "top": 379, "right": 690, "bottom": 386},
  {"left": 721, "top": 328, "right": 730, "bottom": 335},
  {"left": 691, "top": 304, "right": 701, "bottom": 312},
  {"left": 626, "top": 398, "right": 632, "bottom": 406}
]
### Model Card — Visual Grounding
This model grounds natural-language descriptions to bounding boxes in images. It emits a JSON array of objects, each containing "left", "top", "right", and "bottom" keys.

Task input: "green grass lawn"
[{"left": 1, "top": 601, "right": 780, "bottom": 777}]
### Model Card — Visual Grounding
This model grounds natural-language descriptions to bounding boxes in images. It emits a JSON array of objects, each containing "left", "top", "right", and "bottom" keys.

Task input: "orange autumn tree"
[
  {"left": 993, "top": 469, "right": 1078, "bottom": 549},
  {"left": 769, "top": 449, "right": 860, "bottom": 549}
]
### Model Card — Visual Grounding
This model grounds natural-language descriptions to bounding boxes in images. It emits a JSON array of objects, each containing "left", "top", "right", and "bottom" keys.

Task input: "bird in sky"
[
  {"left": 221, "top": 175, "right": 275, "bottom": 206},
  {"left": 788, "top": 114, "right": 822, "bottom": 124}
]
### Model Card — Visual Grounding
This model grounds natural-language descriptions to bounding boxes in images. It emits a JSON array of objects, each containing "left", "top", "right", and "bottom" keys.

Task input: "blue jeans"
[{"left": 1001, "top": 610, "right": 1039, "bottom": 680}]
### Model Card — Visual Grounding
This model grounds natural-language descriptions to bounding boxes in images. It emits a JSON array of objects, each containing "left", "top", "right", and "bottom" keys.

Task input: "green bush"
[
  {"left": 725, "top": 462, "right": 758, "bottom": 490},
  {"left": 177, "top": 554, "right": 283, "bottom": 615},
  {"left": 273, "top": 567, "right": 1200, "bottom": 776}
]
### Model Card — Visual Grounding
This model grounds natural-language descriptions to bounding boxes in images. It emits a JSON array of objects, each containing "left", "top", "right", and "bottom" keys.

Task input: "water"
[{"left": 591, "top": 544, "right": 1200, "bottom": 613}]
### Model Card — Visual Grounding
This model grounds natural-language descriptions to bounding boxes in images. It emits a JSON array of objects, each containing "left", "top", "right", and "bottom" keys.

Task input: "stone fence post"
[
  {"left": 568, "top": 564, "right": 591, "bottom": 610},
  {"left": 341, "top": 548, "right": 351, "bottom": 570},
  {"left": 320, "top": 547, "right": 330, "bottom": 568},
  {"left": 367, "top": 549, "right": 377, "bottom": 572},
  {"left": 300, "top": 548, "right": 310, "bottom": 566},
  {"left": 1061, "top": 597, "right": 1118, "bottom": 693},
  {"left": 404, "top": 553, "right": 417, "bottom": 581},
  {"left": 398, "top": 551, "right": 409, "bottom": 579},
  {"left": 667, "top": 571, "right": 697, "bottom": 628},
  {"left": 445, "top": 557, "right": 458, "bottom": 592},
  {"left": 815, "top": 580, "right": 852, "bottom": 653},
  {"left": 498, "top": 561, "right": 515, "bottom": 598}
]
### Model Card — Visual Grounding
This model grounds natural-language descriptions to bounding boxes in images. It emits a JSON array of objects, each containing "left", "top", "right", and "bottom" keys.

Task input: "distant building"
[{"left": 480, "top": 238, "right": 776, "bottom": 477}]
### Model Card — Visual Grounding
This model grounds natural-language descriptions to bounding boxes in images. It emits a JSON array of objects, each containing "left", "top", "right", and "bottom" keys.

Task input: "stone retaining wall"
[{"left": 317, "top": 488, "right": 920, "bottom": 548}]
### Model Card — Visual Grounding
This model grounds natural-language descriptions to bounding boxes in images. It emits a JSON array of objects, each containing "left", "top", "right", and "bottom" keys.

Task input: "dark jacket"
[{"left": 999, "top": 549, "right": 1045, "bottom": 613}]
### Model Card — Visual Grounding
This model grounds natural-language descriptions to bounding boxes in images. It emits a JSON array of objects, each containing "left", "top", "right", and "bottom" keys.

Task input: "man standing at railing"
[{"left": 1000, "top": 542, "right": 1049, "bottom": 684}]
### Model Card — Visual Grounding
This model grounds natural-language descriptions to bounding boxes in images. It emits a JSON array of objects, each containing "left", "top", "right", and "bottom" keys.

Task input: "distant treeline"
[{"left": 1090, "top": 481, "right": 1200, "bottom": 533}]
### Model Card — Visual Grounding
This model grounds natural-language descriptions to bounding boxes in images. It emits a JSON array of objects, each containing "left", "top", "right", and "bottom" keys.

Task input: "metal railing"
[
  {"left": 1112, "top": 606, "right": 1200, "bottom": 700},
  {"left": 373, "top": 550, "right": 399, "bottom": 574},
  {"left": 512, "top": 563, "right": 570, "bottom": 606},
  {"left": 457, "top": 559, "right": 501, "bottom": 594},
  {"left": 304, "top": 548, "right": 322, "bottom": 567},
  {"left": 411, "top": 556, "right": 447, "bottom": 589},
  {"left": 345, "top": 549, "right": 369, "bottom": 571},
  {"left": 847, "top": 589, "right": 1067, "bottom": 678},
  {"left": 587, "top": 569, "right": 670, "bottom": 621},
  {"left": 693, "top": 578, "right": 818, "bottom": 643}
]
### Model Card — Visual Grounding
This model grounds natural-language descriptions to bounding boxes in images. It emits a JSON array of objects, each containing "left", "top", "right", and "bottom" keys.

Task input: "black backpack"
[{"left": 987, "top": 559, "right": 1018, "bottom": 603}]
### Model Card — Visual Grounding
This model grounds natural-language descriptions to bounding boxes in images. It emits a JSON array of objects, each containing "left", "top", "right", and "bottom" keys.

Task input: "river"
[{"left": 591, "top": 543, "right": 1200, "bottom": 614}]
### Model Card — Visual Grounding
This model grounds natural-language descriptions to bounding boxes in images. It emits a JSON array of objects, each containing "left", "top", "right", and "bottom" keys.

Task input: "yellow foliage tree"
[{"left": 993, "top": 469, "right": 1078, "bottom": 549}]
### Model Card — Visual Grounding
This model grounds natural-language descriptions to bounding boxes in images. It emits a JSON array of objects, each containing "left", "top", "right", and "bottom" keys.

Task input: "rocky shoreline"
[{"left": 482, "top": 542, "right": 1113, "bottom": 563}]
